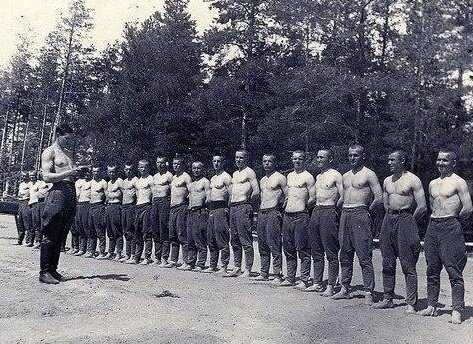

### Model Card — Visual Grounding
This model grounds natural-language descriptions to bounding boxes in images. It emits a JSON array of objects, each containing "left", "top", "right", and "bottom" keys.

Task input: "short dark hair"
[
  {"left": 348, "top": 144, "right": 365, "bottom": 155},
  {"left": 235, "top": 149, "right": 248, "bottom": 156},
  {"left": 263, "top": 152, "right": 277, "bottom": 160},
  {"left": 56, "top": 124, "right": 73, "bottom": 136},
  {"left": 391, "top": 149, "right": 408, "bottom": 164},
  {"left": 439, "top": 148, "right": 458, "bottom": 161},
  {"left": 107, "top": 163, "right": 117, "bottom": 169},
  {"left": 318, "top": 148, "right": 334, "bottom": 160},
  {"left": 292, "top": 150, "right": 306, "bottom": 159},
  {"left": 124, "top": 161, "right": 134, "bottom": 167}
]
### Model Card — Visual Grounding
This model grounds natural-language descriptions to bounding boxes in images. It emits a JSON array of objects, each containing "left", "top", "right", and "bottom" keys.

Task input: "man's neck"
[
  {"left": 351, "top": 165, "right": 364, "bottom": 174},
  {"left": 294, "top": 167, "right": 305, "bottom": 174},
  {"left": 140, "top": 173, "right": 149, "bottom": 179},
  {"left": 94, "top": 177, "right": 101, "bottom": 182},
  {"left": 175, "top": 171, "right": 183, "bottom": 177},
  {"left": 265, "top": 170, "right": 275, "bottom": 178},
  {"left": 157, "top": 169, "right": 167, "bottom": 175},
  {"left": 238, "top": 165, "right": 247, "bottom": 172},
  {"left": 214, "top": 169, "right": 224, "bottom": 176},
  {"left": 320, "top": 165, "right": 331, "bottom": 174},
  {"left": 392, "top": 169, "right": 406, "bottom": 180},
  {"left": 440, "top": 171, "right": 454, "bottom": 179},
  {"left": 126, "top": 175, "right": 134, "bottom": 181},
  {"left": 193, "top": 175, "right": 203, "bottom": 182},
  {"left": 110, "top": 177, "right": 117, "bottom": 183}
]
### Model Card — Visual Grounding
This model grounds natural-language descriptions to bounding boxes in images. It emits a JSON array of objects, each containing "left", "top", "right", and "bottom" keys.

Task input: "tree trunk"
[
  {"left": 36, "top": 104, "right": 48, "bottom": 171},
  {"left": 20, "top": 120, "right": 29, "bottom": 173},
  {"left": 0, "top": 107, "right": 10, "bottom": 164}
]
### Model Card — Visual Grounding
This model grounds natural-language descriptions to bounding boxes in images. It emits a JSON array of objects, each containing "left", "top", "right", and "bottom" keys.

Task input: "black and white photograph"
[{"left": 0, "top": 0, "right": 473, "bottom": 343}]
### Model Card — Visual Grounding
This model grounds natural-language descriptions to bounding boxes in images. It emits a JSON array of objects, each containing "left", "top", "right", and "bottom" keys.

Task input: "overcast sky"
[{"left": 0, "top": 0, "right": 215, "bottom": 67}]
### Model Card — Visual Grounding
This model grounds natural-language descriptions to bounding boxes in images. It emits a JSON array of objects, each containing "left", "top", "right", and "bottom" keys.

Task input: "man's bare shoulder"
[
  {"left": 363, "top": 166, "right": 378, "bottom": 178},
  {"left": 41, "top": 146, "right": 55, "bottom": 159},
  {"left": 405, "top": 171, "right": 422, "bottom": 185},
  {"left": 342, "top": 170, "right": 352, "bottom": 178},
  {"left": 245, "top": 167, "right": 257, "bottom": 178},
  {"left": 303, "top": 170, "right": 315, "bottom": 183},
  {"left": 275, "top": 171, "right": 286, "bottom": 182}
]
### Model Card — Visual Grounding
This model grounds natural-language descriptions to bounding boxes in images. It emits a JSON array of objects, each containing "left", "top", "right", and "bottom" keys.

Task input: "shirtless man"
[
  {"left": 127, "top": 159, "right": 154, "bottom": 265},
  {"left": 86, "top": 166, "right": 107, "bottom": 259},
  {"left": 332, "top": 145, "right": 382, "bottom": 305},
  {"left": 281, "top": 150, "right": 316, "bottom": 289},
  {"left": 417, "top": 149, "right": 472, "bottom": 324},
  {"left": 254, "top": 153, "right": 286, "bottom": 283},
  {"left": 40, "top": 124, "right": 84, "bottom": 284},
  {"left": 16, "top": 171, "right": 31, "bottom": 245},
  {"left": 26, "top": 171, "right": 40, "bottom": 247},
  {"left": 373, "top": 150, "right": 426, "bottom": 313},
  {"left": 185, "top": 161, "right": 211, "bottom": 271},
  {"left": 151, "top": 155, "right": 173, "bottom": 267},
  {"left": 31, "top": 171, "right": 51, "bottom": 249},
  {"left": 225, "top": 149, "right": 259, "bottom": 278},
  {"left": 204, "top": 153, "right": 232, "bottom": 273},
  {"left": 74, "top": 169, "right": 91, "bottom": 256},
  {"left": 166, "top": 156, "right": 192, "bottom": 269},
  {"left": 104, "top": 164, "right": 124, "bottom": 260},
  {"left": 307, "top": 149, "right": 343, "bottom": 295},
  {"left": 120, "top": 162, "right": 138, "bottom": 262}
]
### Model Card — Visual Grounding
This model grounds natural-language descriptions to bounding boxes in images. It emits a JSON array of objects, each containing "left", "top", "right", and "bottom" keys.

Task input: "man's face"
[
  {"left": 235, "top": 151, "right": 247, "bottom": 169},
  {"left": 388, "top": 152, "right": 404, "bottom": 173},
  {"left": 107, "top": 167, "right": 117, "bottom": 180},
  {"left": 213, "top": 156, "right": 224, "bottom": 171},
  {"left": 92, "top": 167, "right": 101, "bottom": 180},
  {"left": 20, "top": 173, "right": 28, "bottom": 182},
  {"left": 29, "top": 172, "right": 37, "bottom": 183},
  {"left": 316, "top": 150, "right": 331, "bottom": 169},
  {"left": 156, "top": 157, "right": 167, "bottom": 172},
  {"left": 192, "top": 163, "right": 203, "bottom": 177},
  {"left": 138, "top": 162, "right": 149, "bottom": 176},
  {"left": 124, "top": 165, "right": 133, "bottom": 178},
  {"left": 292, "top": 152, "right": 305, "bottom": 170},
  {"left": 173, "top": 159, "right": 183, "bottom": 174},
  {"left": 262, "top": 155, "right": 275, "bottom": 172},
  {"left": 348, "top": 147, "right": 364, "bottom": 167},
  {"left": 436, "top": 152, "right": 455, "bottom": 174},
  {"left": 58, "top": 133, "right": 74, "bottom": 149}
]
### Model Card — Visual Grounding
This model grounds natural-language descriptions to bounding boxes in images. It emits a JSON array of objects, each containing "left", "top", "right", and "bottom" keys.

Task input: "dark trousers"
[
  {"left": 17, "top": 200, "right": 31, "bottom": 244},
  {"left": 75, "top": 202, "right": 89, "bottom": 252},
  {"left": 169, "top": 204, "right": 188, "bottom": 263},
  {"left": 134, "top": 203, "right": 152, "bottom": 261},
  {"left": 31, "top": 201, "right": 45, "bottom": 244},
  {"left": 229, "top": 203, "right": 254, "bottom": 270},
  {"left": 424, "top": 217, "right": 467, "bottom": 311},
  {"left": 380, "top": 212, "right": 421, "bottom": 305},
  {"left": 40, "top": 182, "right": 76, "bottom": 274},
  {"left": 207, "top": 204, "right": 230, "bottom": 269},
  {"left": 151, "top": 197, "right": 171, "bottom": 261},
  {"left": 88, "top": 203, "right": 104, "bottom": 253},
  {"left": 187, "top": 208, "right": 208, "bottom": 268},
  {"left": 122, "top": 204, "right": 136, "bottom": 257},
  {"left": 257, "top": 208, "right": 283, "bottom": 278},
  {"left": 282, "top": 212, "right": 311, "bottom": 284},
  {"left": 308, "top": 206, "right": 340, "bottom": 286},
  {"left": 70, "top": 217, "right": 80, "bottom": 250},
  {"left": 105, "top": 203, "right": 123, "bottom": 254},
  {"left": 339, "top": 207, "right": 375, "bottom": 292}
]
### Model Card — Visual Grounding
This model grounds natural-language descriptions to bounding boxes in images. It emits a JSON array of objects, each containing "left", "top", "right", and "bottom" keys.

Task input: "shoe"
[
  {"left": 74, "top": 250, "right": 86, "bottom": 256},
  {"left": 280, "top": 280, "right": 295, "bottom": 287},
  {"left": 150, "top": 259, "right": 161, "bottom": 265},
  {"left": 164, "top": 261, "right": 178, "bottom": 268},
  {"left": 113, "top": 254, "right": 123, "bottom": 262},
  {"left": 304, "top": 283, "right": 325, "bottom": 292},
  {"left": 39, "top": 272, "right": 60, "bottom": 284},
  {"left": 202, "top": 266, "right": 218, "bottom": 273},
  {"left": 103, "top": 253, "right": 113, "bottom": 259},
  {"left": 69, "top": 249, "right": 79, "bottom": 255},
  {"left": 83, "top": 252, "right": 95, "bottom": 258},
  {"left": 272, "top": 277, "right": 283, "bottom": 285},
  {"left": 294, "top": 281, "right": 310, "bottom": 291},
  {"left": 119, "top": 255, "right": 130, "bottom": 262},
  {"left": 125, "top": 258, "right": 138, "bottom": 264},
  {"left": 223, "top": 268, "right": 242, "bottom": 277},
  {"left": 372, "top": 299, "right": 394, "bottom": 309},
  {"left": 193, "top": 266, "right": 203, "bottom": 272},
  {"left": 32, "top": 243, "right": 41, "bottom": 249},
  {"left": 139, "top": 258, "right": 152, "bottom": 265},
  {"left": 177, "top": 263, "right": 192, "bottom": 271},
  {"left": 158, "top": 260, "right": 168, "bottom": 268},
  {"left": 216, "top": 266, "right": 228, "bottom": 274},
  {"left": 50, "top": 271, "right": 63, "bottom": 281},
  {"left": 238, "top": 270, "right": 251, "bottom": 278},
  {"left": 253, "top": 275, "right": 269, "bottom": 281},
  {"left": 96, "top": 253, "right": 107, "bottom": 260}
]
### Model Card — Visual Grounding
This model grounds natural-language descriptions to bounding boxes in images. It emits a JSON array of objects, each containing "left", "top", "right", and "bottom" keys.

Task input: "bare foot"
[
  {"left": 404, "top": 305, "right": 416, "bottom": 315},
  {"left": 238, "top": 270, "right": 251, "bottom": 278},
  {"left": 332, "top": 287, "right": 351, "bottom": 300},
  {"left": 320, "top": 285, "right": 334, "bottom": 297},
  {"left": 372, "top": 299, "right": 394, "bottom": 309},
  {"left": 304, "top": 283, "right": 324, "bottom": 292},
  {"left": 364, "top": 292, "right": 373, "bottom": 306},
  {"left": 417, "top": 306, "right": 438, "bottom": 317},
  {"left": 449, "top": 310, "right": 462, "bottom": 324}
]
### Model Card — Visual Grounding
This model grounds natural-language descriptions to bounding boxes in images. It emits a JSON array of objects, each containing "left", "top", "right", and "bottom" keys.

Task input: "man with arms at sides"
[
  {"left": 27, "top": 171, "right": 41, "bottom": 248},
  {"left": 88, "top": 166, "right": 107, "bottom": 259},
  {"left": 281, "top": 150, "right": 316, "bottom": 289},
  {"left": 254, "top": 153, "right": 286, "bottom": 284},
  {"left": 332, "top": 145, "right": 382, "bottom": 305},
  {"left": 166, "top": 156, "right": 192, "bottom": 269},
  {"left": 306, "top": 148, "right": 343, "bottom": 295},
  {"left": 16, "top": 171, "right": 31, "bottom": 245},
  {"left": 74, "top": 169, "right": 91, "bottom": 256},
  {"left": 32, "top": 171, "right": 51, "bottom": 249},
  {"left": 127, "top": 159, "right": 154, "bottom": 265},
  {"left": 104, "top": 164, "right": 124, "bottom": 260},
  {"left": 417, "top": 149, "right": 472, "bottom": 324},
  {"left": 372, "top": 149, "right": 426, "bottom": 313},
  {"left": 120, "top": 162, "right": 138, "bottom": 262},
  {"left": 186, "top": 161, "right": 211, "bottom": 271},
  {"left": 204, "top": 153, "right": 232, "bottom": 273},
  {"left": 40, "top": 124, "right": 85, "bottom": 284},
  {"left": 225, "top": 149, "right": 260, "bottom": 278},
  {"left": 150, "top": 155, "right": 173, "bottom": 267}
]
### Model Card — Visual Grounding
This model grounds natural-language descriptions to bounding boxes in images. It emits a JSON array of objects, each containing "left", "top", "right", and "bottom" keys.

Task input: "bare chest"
[
  {"left": 344, "top": 173, "right": 369, "bottom": 190},
  {"left": 385, "top": 177, "right": 412, "bottom": 196}
]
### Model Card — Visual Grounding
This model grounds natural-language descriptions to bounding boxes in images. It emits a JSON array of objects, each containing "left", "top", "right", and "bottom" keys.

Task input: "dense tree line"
[{"left": 1, "top": 0, "right": 473, "bottom": 185}]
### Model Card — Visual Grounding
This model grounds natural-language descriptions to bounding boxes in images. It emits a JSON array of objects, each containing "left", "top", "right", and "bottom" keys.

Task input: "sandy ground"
[{"left": 0, "top": 214, "right": 472, "bottom": 344}]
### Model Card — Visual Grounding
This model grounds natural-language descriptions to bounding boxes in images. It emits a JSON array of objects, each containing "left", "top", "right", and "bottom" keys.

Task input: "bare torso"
[
  {"left": 78, "top": 179, "right": 91, "bottom": 202},
  {"left": 122, "top": 177, "right": 137, "bottom": 205},
  {"left": 286, "top": 170, "right": 314, "bottom": 213},
  {"left": 316, "top": 168, "right": 342, "bottom": 206},
  {"left": 107, "top": 178, "right": 123, "bottom": 204},
  {"left": 152, "top": 171, "right": 173, "bottom": 198},
  {"left": 384, "top": 172, "right": 419, "bottom": 210},
  {"left": 170, "top": 172, "right": 190, "bottom": 206},
  {"left": 49, "top": 145, "right": 75, "bottom": 183},
  {"left": 90, "top": 179, "right": 107, "bottom": 204},
  {"left": 343, "top": 167, "right": 374, "bottom": 208},
  {"left": 430, "top": 174, "right": 464, "bottom": 218},
  {"left": 209, "top": 171, "right": 231, "bottom": 202},
  {"left": 28, "top": 181, "right": 43, "bottom": 204},
  {"left": 135, "top": 176, "right": 153, "bottom": 205},
  {"left": 231, "top": 167, "right": 256, "bottom": 203},
  {"left": 260, "top": 172, "right": 285, "bottom": 209},
  {"left": 18, "top": 182, "right": 30, "bottom": 200},
  {"left": 189, "top": 177, "right": 209, "bottom": 208}
]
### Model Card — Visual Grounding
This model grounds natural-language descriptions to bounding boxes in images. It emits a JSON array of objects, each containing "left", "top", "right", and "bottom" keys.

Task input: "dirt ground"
[{"left": 0, "top": 214, "right": 472, "bottom": 344}]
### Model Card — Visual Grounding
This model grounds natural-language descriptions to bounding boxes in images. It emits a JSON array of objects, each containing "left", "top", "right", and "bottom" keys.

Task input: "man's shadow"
[{"left": 64, "top": 274, "right": 130, "bottom": 282}]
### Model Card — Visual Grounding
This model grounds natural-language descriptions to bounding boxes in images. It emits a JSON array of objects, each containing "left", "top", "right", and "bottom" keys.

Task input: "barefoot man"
[
  {"left": 151, "top": 155, "right": 173, "bottom": 267},
  {"left": 332, "top": 145, "right": 382, "bottom": 305},
  {"left": 88, "top": 166, "right": 107, "bottom": 259},
  {"left": 417, "top": 149, "right": 472, "bottom": 324},
  {"left": 307, "top": 149, "right": 343, "bottom": 295},
  {"left": 281, "top": 150, "right": 315, "bottom": 289},
  {"left": 226, "top": 149, "right": 260, "bottom": 278},
  {"left": 104, "top": 164, "right": 124, "bottom": 260},
  {"left": 39, "top": 124, "right": 84, "bottom": 284},
  {"left": 254, "top": 153, "right": 286, "bottom": 283},
  {"left": 120, "top": 162, "right": 137, "bottom": 262},
  {"left": 204, "top": 153, "right": 232, "bottom": 273},
  {"left": 372, "top": 150, "right": 426, "bottom": 313},
  {"left": 166, "top": 156, "right": 192, "bottom": 268},
  {"left": 74, "top": 169, "right": 91, "bottom": 256},
  {"left": 186, "top": 161, "right": 211, "bottom": 271}
]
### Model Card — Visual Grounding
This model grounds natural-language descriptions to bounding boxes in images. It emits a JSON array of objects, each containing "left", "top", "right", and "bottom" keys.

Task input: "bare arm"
[
  {"left": 41, "top": 148, "right": 80, "bottom": 183},
  {"left": 412, "top": 176, "right": 427, "bottom": 221},
  {"left": 382, "top": 178, "right": 389, "bottom": 211},
  {"left": 307, "top": 174, "right": 316, "bottom": 208},
  {"left": 204, "top": 179, "right": 211, "bottom": 204},
  {"left": 457, "top": 179, "right": 473, "bottom": 222},
  {"left": 368, "top": 171, "right": 383, "bottom": 212},
  {"left": 249, "top": 170, "right": 260, "bottom": 203},
  {"left": 335, "top": 172, "right": 344, "bottom": 208},
  {"left": 279, "top": 175, "right": 287, "bottom": 206}
]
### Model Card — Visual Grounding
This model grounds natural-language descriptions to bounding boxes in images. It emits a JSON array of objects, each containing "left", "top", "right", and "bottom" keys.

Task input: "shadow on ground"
[{"left": 64, "top": 274, "right": 130, "bottom": 282}]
